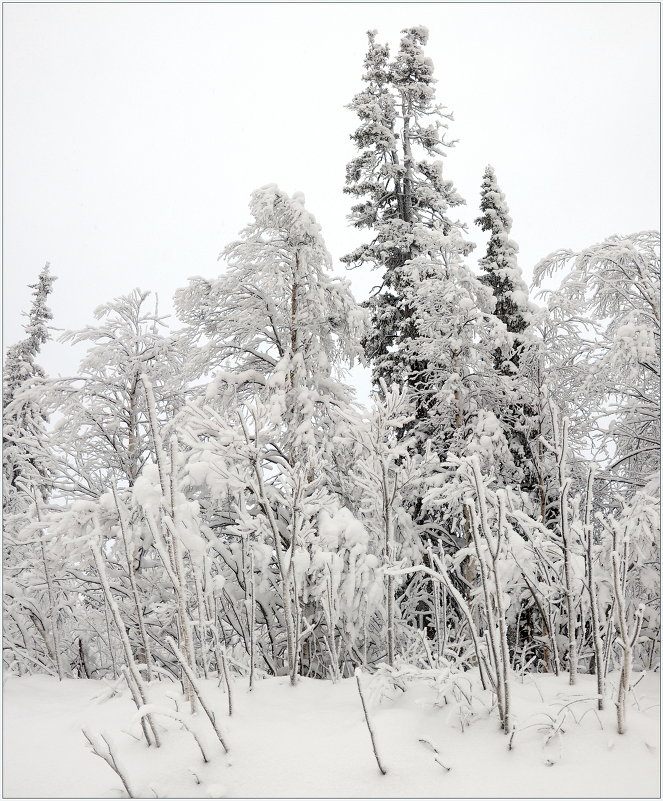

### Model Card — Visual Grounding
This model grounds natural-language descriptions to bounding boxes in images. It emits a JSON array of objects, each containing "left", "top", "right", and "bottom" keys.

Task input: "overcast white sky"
[{"left": 3, "top": 2, "right": 660, "bottom": 400}]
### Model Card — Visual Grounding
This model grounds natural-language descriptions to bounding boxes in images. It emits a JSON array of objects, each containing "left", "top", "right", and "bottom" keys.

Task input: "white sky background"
[{"left": 3, "top": 2, "right": 660, "bottom": 403}]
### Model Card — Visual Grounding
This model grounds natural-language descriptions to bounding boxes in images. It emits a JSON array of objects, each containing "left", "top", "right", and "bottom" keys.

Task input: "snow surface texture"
[{"left": 3, "top": 670, "right": 659, "bottom": 798}]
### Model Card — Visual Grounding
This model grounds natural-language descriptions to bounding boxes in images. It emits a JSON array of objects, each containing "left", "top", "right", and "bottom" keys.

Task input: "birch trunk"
[
  {"left": 550, "top": 415, "right": 578, "bottom": 684},
  {"left": 112, "top": 486, "right": 153, "bottom": 682},
  {"left": 381, "top": 459, "right": 395, "bottom": 666},
  {"left": 583, "top": 466, "right": 605, "bottom": 709}
]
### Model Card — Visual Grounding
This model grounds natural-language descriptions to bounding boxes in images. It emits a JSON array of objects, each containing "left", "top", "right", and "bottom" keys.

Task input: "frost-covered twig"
[
  {"left": 418, "top": 738, "right": 451, "bottom": 771},
  {"left": 355, "top": 668, "right": 387, "bottom": 775},
  {"left": 212, "top": 627, "right": 233, "bottom": 716},
  {"left": 122, "top": 666, "right": 155, "bottom": 747},
  {"left": 134, "top": 704, "right": 210, "bottom": 763},
  {"left": 169, "top": 637, "right": 229, "bottom": 752},
  {"left": 82, "top": 729, "right": 136, "bottom": 798}
]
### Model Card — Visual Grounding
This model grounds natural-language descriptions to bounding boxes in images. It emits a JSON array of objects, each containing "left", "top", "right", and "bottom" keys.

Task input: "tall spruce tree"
[
  {"left": 475, "top": 165, "right": 533, "bottom": 370},
  {"left": 343, "top": 27, "right": 472, "bottom": 397},
  {"left": 343, "top": 30, "right": 519, "bottom": 471},
  {"left": 344, "top": 28, "right": 521, "bottom": 609},
  {"left": 3, "top": 263, "right": 56, "bottom": 511},
  {"left": 474, "top": 166, "right": 539, "bottom": 490},
  {"left": 3, "top": 264, "right": 65, "bottom": 679}
]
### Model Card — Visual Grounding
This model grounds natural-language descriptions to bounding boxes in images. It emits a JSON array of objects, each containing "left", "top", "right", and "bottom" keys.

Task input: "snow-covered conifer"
[
  {"left": 3, "top": 263, "right": 56, "bottom": 511},
  {"left": 474, "top": 166, "right": 542, "bottom": 493},
  {"left": 475, "top": 166, "right": 534, "bottom": 366},
  {"left": 3, "top": 264, "right": 66, "bottom": 679},
  {"left": 343, "top": 27, "right": 471, "bottom": 392}
]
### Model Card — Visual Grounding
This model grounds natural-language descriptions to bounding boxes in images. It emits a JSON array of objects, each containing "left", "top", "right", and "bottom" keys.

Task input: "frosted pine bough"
[{"left": 3, "top": 24, "right": 660, "bottom": 800}]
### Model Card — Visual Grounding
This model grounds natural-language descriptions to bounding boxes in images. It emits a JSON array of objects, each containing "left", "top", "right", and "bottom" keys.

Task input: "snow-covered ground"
[{"left": 3, "top": 669, "right": 659, "bottom": 798}]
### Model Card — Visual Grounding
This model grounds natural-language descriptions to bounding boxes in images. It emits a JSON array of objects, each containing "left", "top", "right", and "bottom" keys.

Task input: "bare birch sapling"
[
  {"left": 169, "top": 637, "right": 230, "bottom": 753},
  {"left": 112, "top": 486, "right": 153, "bottom": 682},
  {"left": 545, "top": 414, "right": 578, "bottom": 684},
  {"left": 355, "top": 668, "right": 387, "bottom": 775},
  {"left": 609, "top": 518, "right": 645, "bottom": 734},
  {"left": 583, "top": 466, "right": 605, "bottom": 709},
  {"left": 90, "top": 539, "right": 160, "bottom": 747}
]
